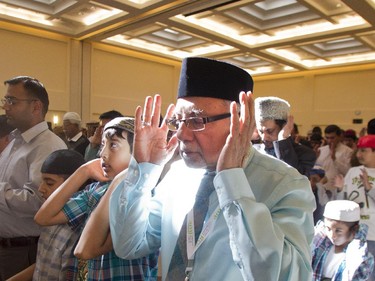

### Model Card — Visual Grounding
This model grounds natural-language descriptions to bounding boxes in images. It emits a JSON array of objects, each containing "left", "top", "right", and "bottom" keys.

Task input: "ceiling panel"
[{"left": 0, "top": 0, "right": 374, "bottom": 76}]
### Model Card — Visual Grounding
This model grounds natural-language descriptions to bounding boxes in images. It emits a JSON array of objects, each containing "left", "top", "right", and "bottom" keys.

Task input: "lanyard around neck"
[{"left": 184, "top": 205, "right": 221, "bottom": 280}]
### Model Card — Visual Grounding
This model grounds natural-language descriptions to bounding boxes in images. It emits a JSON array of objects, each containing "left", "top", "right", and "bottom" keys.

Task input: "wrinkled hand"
[
  {"left": 279, "top": 115, "right": 294, "bottom": 140},
  {"left": 133, "top": 95, "right": 178, "bottom": 165},
  {"left": 333, "top": 174, "right": 344, "bottom": 191},
  {"left": 360, "top": 168, "right": 372, "bottom": 192},
  {"left": 216, "top": 91, "right": 254, "bottom": 172}
]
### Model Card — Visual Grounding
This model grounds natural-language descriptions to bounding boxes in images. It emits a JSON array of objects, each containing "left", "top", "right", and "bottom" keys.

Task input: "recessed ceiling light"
[{"left": 0, "top": 3, "right": 53, "bottom": 26}]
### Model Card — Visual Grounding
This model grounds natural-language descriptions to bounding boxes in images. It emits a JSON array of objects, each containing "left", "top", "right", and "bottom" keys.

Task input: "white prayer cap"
[
  {"left": 63, "top": 112, "right": 81, "bottom": 125},
  {"left": 254, "top": 96, "right": 290, "bottom": 123},
  {"left": 323, "top": 200, "right": 360, "bottom": 222}
]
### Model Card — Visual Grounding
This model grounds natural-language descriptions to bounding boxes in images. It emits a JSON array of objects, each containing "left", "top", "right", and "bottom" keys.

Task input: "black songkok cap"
[
  {"left": 41, "top": 149, "right": 85, "bottom": 175},
  {"left": 177, "top": 57, "right": 253, "bottom": 103}
]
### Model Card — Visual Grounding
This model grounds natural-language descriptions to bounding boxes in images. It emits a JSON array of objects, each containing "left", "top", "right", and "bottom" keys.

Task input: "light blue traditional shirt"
[{"left": 110, "top": 147, "right": 315, "bottom": 281}]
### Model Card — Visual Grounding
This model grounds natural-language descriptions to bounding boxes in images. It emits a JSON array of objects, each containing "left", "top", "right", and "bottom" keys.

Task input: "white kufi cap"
[
  {"left": 254, "top": 96, "right": 290, "bottom": 125},
  {"left": 63, "top": 112, "right": 82, "bottom": 125},
  {"left": 323, "top": 200, "right": 360, "bottom": 222}
]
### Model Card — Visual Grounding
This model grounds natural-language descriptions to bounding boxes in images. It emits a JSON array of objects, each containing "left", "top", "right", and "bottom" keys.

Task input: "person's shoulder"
[
  {"left": 346, "top": 165, "right": 363, "bottom": 176},
  {"left": 32, "top": 128, "right": 67, "bottom": 151},
  {"left": 249, "top": 148, "right": 303, "bottom": 179},
  {"left": 294, "top": 141, "right": 316, "bottom": 157},
  {"left": 336, "top": 142, "right": 353, "bottom": 152},
  {"left": 78, "top": 134, "right": 89, "bottom": 142},
  {"left": 46, "top": 131, "right": 68, "bottom": 147},
  {"left": 247, "top": 150, "right": 312, "bottom": 205}
]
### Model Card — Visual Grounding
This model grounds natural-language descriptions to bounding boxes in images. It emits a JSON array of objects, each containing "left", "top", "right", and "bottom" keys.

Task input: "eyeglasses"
[
  {"left": 167, "top": 113, "right": 231, "bottom": 132},
  {"left": 1, "top": 97, "right": 37, "bottom": 106}
]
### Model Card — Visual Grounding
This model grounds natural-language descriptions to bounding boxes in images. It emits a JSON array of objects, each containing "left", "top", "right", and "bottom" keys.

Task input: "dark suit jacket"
[{"left": 68, "top": 135, "right": 90, "bottom": 157}]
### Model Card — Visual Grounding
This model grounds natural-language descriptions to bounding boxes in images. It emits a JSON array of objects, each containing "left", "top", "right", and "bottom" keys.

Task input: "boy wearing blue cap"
[{"left": 310, "top": 165, "right": 329, "bottom": 224}]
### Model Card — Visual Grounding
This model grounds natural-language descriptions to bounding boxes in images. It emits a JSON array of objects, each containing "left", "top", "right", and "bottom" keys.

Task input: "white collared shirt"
[{"left": 0, "top": 121, "right": 67, "bottom": 237}]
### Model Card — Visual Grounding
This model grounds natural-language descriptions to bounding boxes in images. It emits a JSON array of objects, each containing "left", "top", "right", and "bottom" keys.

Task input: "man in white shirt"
[
  {"left": 0, "top": 114, "right": 14, "bottom": 156},
  {"left": 0, "top": 76, "right": 67, "bottom": 280},
  {"left": 316, "top": 124, "right": 353, "bottom": 195}
]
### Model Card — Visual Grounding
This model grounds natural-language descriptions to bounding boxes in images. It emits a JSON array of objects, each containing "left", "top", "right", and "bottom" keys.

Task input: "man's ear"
[{"left": 32, "top": 100, "right": 43, "bottom": 115}]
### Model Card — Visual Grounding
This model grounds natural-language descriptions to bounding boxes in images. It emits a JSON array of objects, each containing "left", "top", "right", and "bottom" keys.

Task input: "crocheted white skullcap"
[
  {"left": 254, "top": 97, "right": 290, "bottom": 123},
  {"left": 63, "top": 112, "right": 82, "bottom": 125},
  {"left": 324, "top": 200, "right": 360, "bottom": 222}
]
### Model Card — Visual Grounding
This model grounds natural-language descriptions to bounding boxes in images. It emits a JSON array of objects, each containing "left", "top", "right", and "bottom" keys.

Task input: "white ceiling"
[{"left": 0, "top": 0, "right": 375, "bottom": 76}]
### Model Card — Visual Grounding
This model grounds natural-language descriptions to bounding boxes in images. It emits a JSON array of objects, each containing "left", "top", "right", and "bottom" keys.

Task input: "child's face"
[
  {"left": 324, "top": 218, "right": 354, "bottom": 249},
  {"left": 99, "top": 131, "right": 131, "bottom": 179},
  {"left": 38, "top": 173, "right": 65, "bottom": 199},
  {"left": 356, "top": 147, "right": 375, "bottom": 166}
]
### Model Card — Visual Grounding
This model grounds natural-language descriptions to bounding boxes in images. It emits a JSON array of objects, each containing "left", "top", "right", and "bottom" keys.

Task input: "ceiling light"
[
  {"left": 284, "top": 66, "right": 295, "bottom": 71},
  {"left": 105, "top": 35, "right": 233, "bottom": 58},
  {"left": 274, "top": 15, "right": 366, "bottom": 38},
  {"left": 128, "top": 0, "right": 155, "bottom": 4},
  {"left": 82, "top": 8, "right": 122, "bottom": 25},
  {"left": 367, "top": 0, "right": 375, "bottom": 8},
  {"left": 266, "top": 48, "right": 301, "bottom": 61},
  {"left": 266, "top": 48, "right": 375, "bottom": 68},
  {"left": 175, "top": 14, "right": 367, "bottom": 46},
  {"left": 248, "top": 67, "right": 272, "bottom": 75},
  {"left": 176, "top": 14, "right": 239, "bottom": 37},
  {"left": 0, "top": 3, "right": 53, "bottom": 26},
  {"left": 164, "top": 28, "right": 178, "bottom": 34},
  {"left": 302, "top": 52, "right": 375, "bottom": 67}
]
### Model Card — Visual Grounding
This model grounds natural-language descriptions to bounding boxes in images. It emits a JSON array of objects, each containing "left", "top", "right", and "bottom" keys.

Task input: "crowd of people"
[{"left": 0, "top": 58, "right": 374, "bottom": 281}]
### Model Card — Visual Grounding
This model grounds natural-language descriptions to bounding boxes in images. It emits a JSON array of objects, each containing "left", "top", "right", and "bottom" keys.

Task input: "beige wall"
[
  {"left": 0, "top": 23, "right": 180, "bottom": 126},
  {"left": 1, "top": 23, "right": 374, "bottom": 136},
  {"left": 0, "top": 25, "right": 71, "bottom": 124},
  {"left": 87, "top": 44, "right": 180, "bottom": 119}
]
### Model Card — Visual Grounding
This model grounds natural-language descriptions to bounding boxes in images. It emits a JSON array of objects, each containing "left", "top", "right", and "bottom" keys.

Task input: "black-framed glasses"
[
  {"left": 1, "top": 97, "right": 37, "bottom": 106},
  {"left": 167, "top": 113, "right": 231, "bottom": 132}
]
